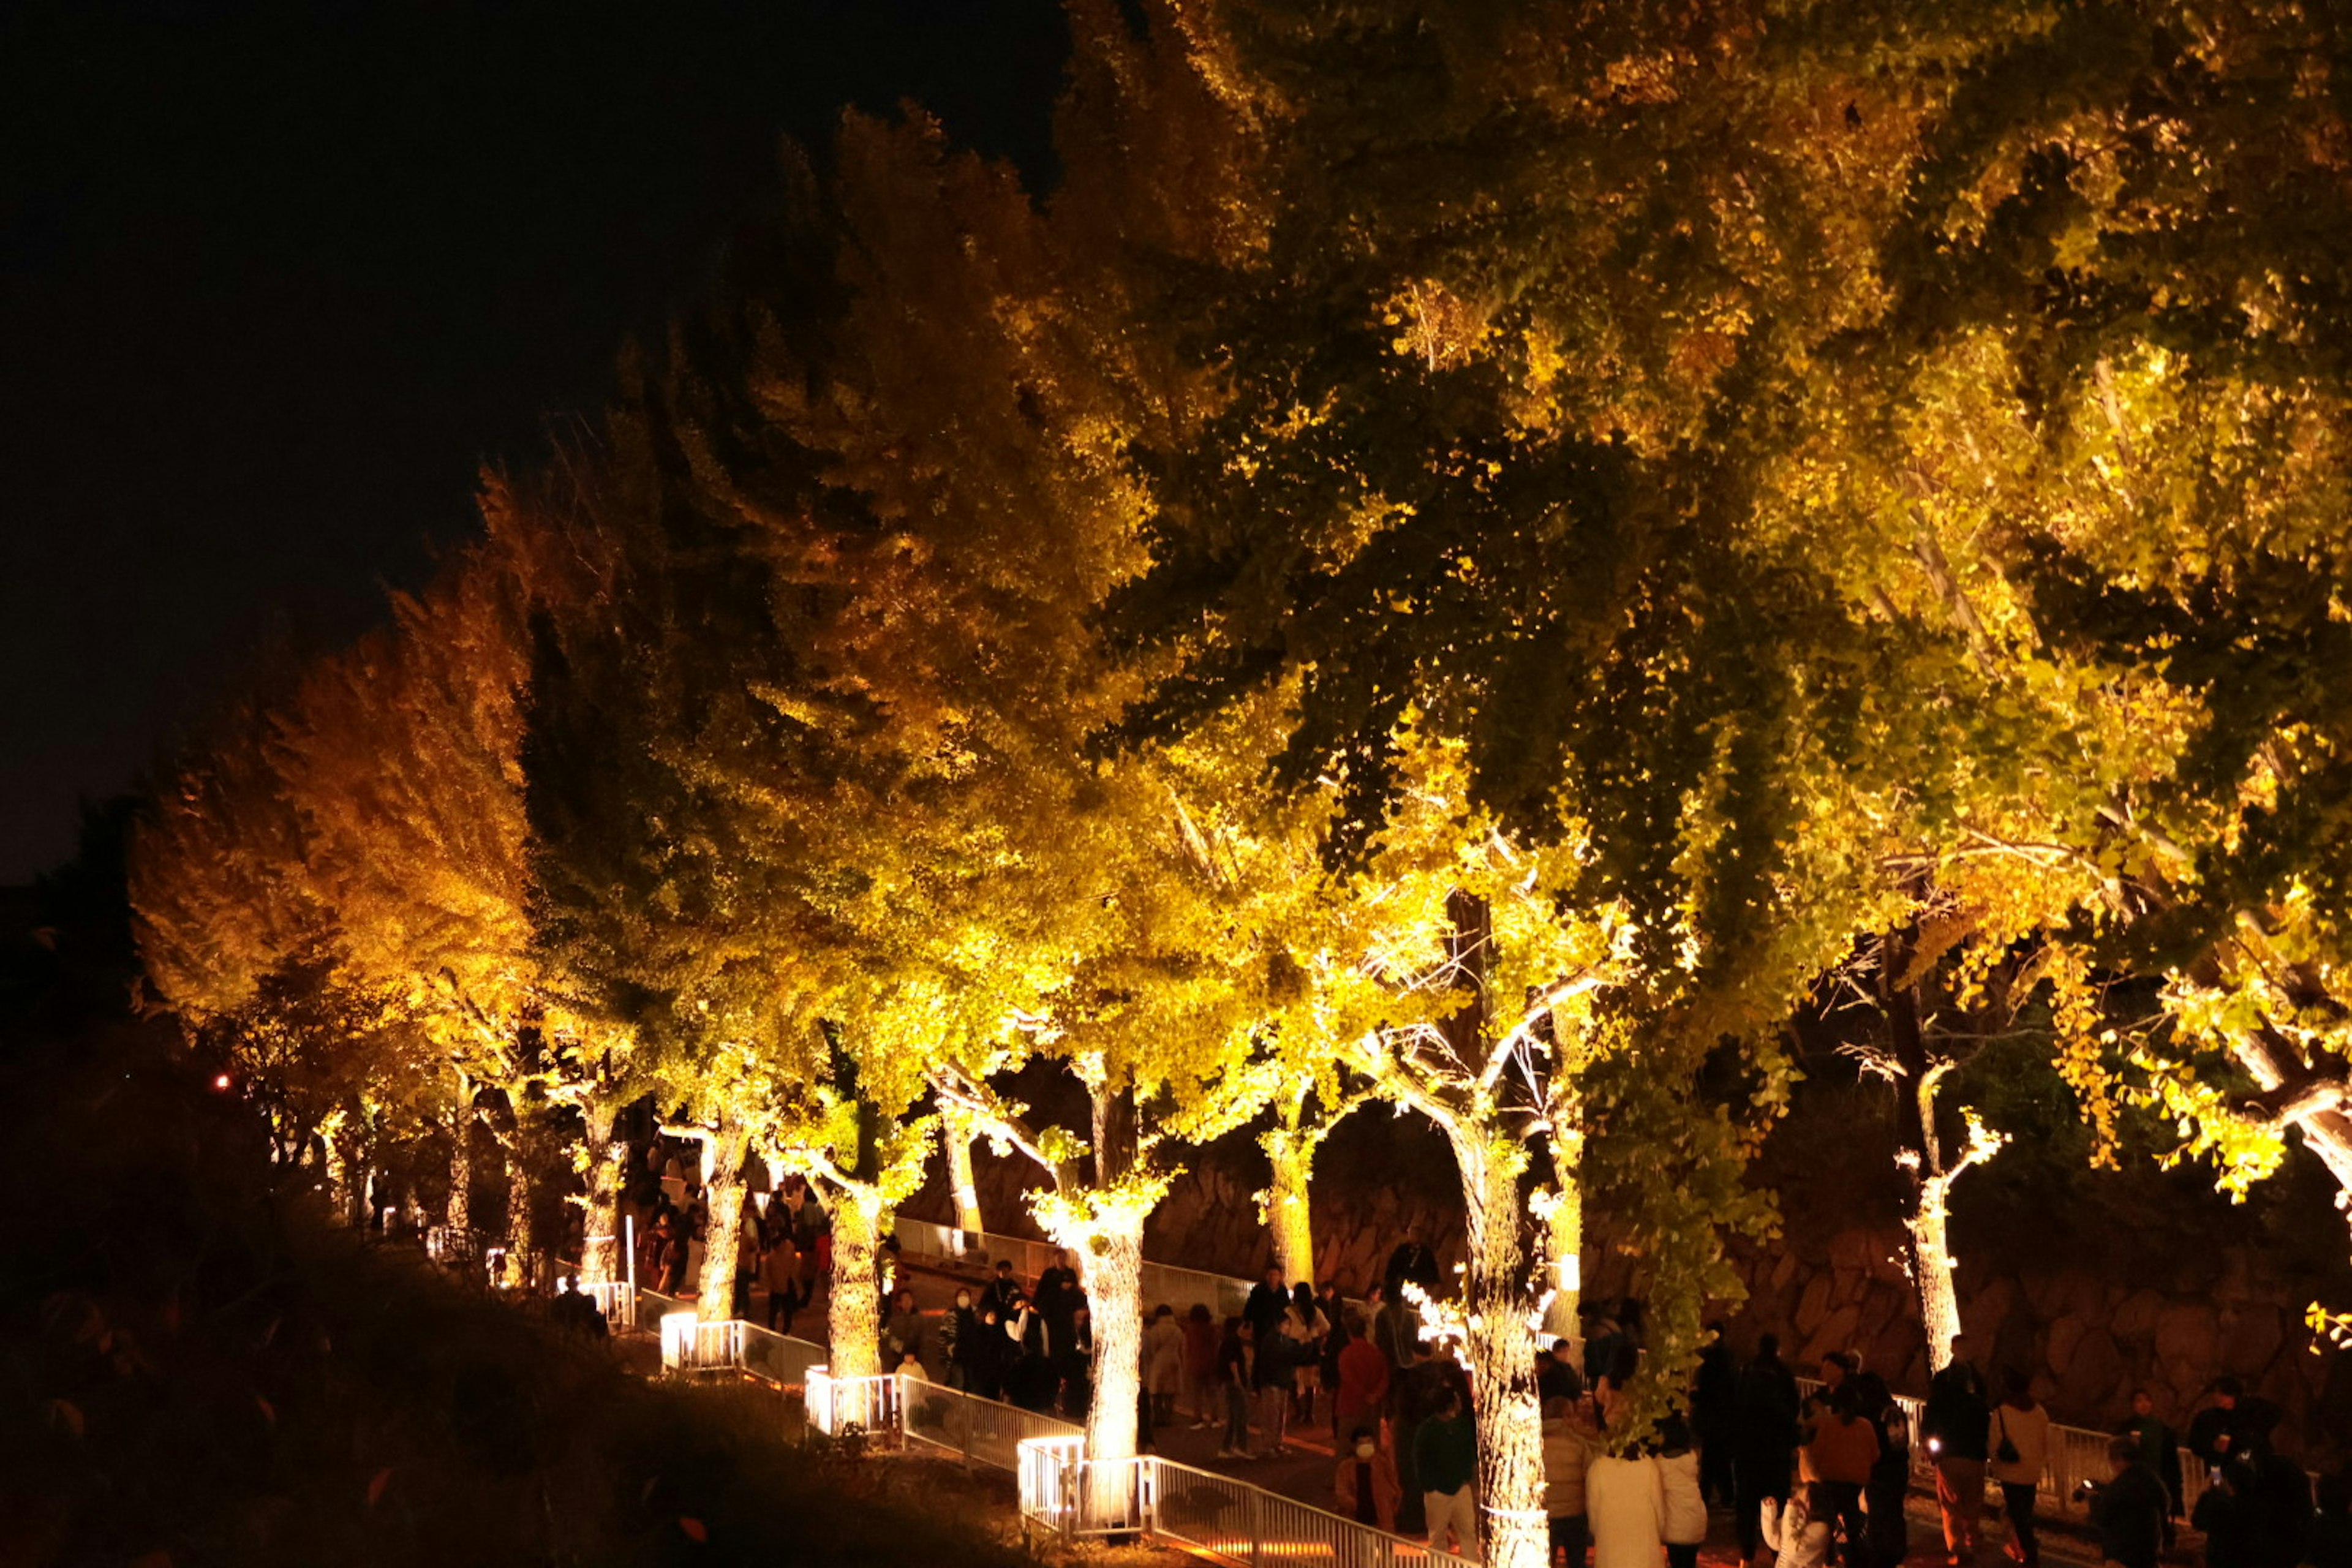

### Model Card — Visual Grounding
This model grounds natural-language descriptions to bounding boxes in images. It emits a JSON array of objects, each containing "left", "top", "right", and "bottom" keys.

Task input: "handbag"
[{"left": 1994, "top": 1409, "right": 2020, "bottom": 1466}]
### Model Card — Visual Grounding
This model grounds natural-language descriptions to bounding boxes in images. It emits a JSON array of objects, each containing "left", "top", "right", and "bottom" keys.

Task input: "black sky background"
[{"left": 0, "top": 0, "right": 1068, "bottom": 882}]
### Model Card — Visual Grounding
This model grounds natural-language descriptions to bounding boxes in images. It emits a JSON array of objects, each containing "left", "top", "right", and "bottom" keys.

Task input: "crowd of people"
[{"left": 586, "top": 1153, "right": 2352, "bottom": 1568}]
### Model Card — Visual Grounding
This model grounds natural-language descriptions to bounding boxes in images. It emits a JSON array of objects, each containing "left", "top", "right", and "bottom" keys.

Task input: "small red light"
[{"left": 213, "top": 1073, "right": 232, "bottom": 1091}]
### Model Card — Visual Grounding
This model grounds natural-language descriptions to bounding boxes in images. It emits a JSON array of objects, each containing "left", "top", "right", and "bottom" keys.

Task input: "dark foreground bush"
[{"left": 0, "top": 1021, "right": 1025, "bottom": 1567}]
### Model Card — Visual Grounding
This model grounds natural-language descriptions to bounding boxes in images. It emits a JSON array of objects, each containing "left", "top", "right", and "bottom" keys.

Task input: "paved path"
[{"left": 662, "top": 1253, "right": 2119, "bottom": 1568}]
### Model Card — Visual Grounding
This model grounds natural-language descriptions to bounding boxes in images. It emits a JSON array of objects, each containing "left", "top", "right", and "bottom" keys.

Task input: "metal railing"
[
  {"left": 895, "top": 1216, "right": 1257, "bottom": 1320},
  {"left": 902, "top": 1378, "right": 1084, "bottom": 1470},
  {"left": 807, "top": 1366, "right": 902, "bottom": 1439},
  {"left": 1017, "top": 1437, "right": 1436, "bottom": 1563},
  {"left": 579, "top": 1280, "right": 636, "bottom": 1330}
]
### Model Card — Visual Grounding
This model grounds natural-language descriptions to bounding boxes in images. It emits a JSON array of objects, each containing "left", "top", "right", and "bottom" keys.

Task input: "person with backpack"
[{"left": 1923, "top": 1335, "right": 1993, "bottom": 1568}]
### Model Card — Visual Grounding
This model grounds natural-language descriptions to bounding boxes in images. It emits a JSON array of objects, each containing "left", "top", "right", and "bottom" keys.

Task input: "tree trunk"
[
  {"left": 1887, "top": 944, "right": 1962, "bottom": 1373},
  {"left": 1541, "top": 1130, "right": 1585, "bottom": 1339},
  {"left": 1078, "top": 1212, "right": 1147, "bottom": 1527},
  {"left": 322, "top": 1126, "right": 352, "bottom": 1224},
  {"left": 578, "top": 1137, "right": 628, "bottom": 1287},
  {"left": 503, "top": 1144, "right": 537, "bottom": 1291},
  {"left": 447, "top": 1108, "right": 473, "bottom": 1237},
  {"left": 1449, "top": 1120, "right": 1548, "bottom": 1568},
  {"left": 941, "top": 1096, "right": 986, "bottom": 1236},
  {"left": 697, "top": 1134, "right": 747, "bottom": 1325},
  {"left": 827, "top": 1189, "right": 884, "bottom": 1376},
  {"left": 1262, "top": 1127, "right": 1316, "bottom": 1285}
]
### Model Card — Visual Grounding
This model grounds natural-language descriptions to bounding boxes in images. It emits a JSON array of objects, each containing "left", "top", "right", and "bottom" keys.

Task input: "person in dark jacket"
[
  {"left": 1385, "top": 1227, "right": 1441, "bottom": 1300},
  {"left": 2248, "top": 1444, "right": 2314, "bottom": 1568},
  {"left": 1854, "top": 1369, "right": 1910, "bottom": 1568},
  {"left": 2309, "top": 1471, "right": 2352, "bottom": 1568},
  {"left": 1243, "top": 1264, "right": 1290, "bottom": 1346},
  {"left": 1734, "top": 1332, "right": 1802, "bottom": 1562},
  {"left": 2088, "top": 1436, "right": 2168, "bottom": 1568},
  {"left": 1693, "top": 1324, "right": 1739, "bottom": 1509},
  {"left": 981, "top": 1257, "right": 1022, "bottom": 1317},
  {"left": 2190, "top": 1378, "right": 2283, "bottom": 1471},
  {"left": 2117, "top": 1388, "right": 2183, "bottom": 1541},
  {"left": 1923, "top": 1335, "right": 1992, "bottom": 1568},
  {"left": 2195, "top": 1460, "right": 2258, "bottom": 1568}
]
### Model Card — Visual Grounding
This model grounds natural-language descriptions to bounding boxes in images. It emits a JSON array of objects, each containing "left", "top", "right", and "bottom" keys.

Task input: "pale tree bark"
[
  {"left": 826, "top": 1190, "right": 885, "bottom": 1379},
  {"left": 938, "top": 1092, "right": 987, "bottom": 1237},
  {"left": 320, "top": 1116, "right": 353, "bottom": 1224},
  {"left": 1885, "top": 946, "right": 2003, "bottom": 1374},
  {"left": 577, "top": 1133, "right": 630, "bottom": 1287},
  {"left": 933, "top": 1066, "right": 1158, "bottom": 1522},
  {"left": 1261, "top": 1126, "right": 1316, "bottom": 1284},
  {"left": 696, "top": 1131, "right": 748, "bottom": 1325},
  {"left": 503, "top": 1145, "right": 537, "bottom": 1289},
  {"left": 1067, "top": 1085, "right": 1147, "bottom": 1526},
  {"left": 1077, "top": 1213, "right": 1147, "bottom": 1520},
  {"left": 446, "top": 1098, "right": 473, "bottom": 1238},
  {"left": 1540, "top": 1129, "right": 1585, "bottom": 1339},
  {"left": 1444, "top": 1121, "right": 1548, "bottom": 1568}
]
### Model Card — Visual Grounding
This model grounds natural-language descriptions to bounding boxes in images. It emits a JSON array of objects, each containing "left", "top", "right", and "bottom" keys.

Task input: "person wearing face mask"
[
  {"left": 1336, "top": 1425, "right": 1404, "bottom": 1532},
  {"left": 941, "top": 1287, "right": 976, "bottom": 1391}
]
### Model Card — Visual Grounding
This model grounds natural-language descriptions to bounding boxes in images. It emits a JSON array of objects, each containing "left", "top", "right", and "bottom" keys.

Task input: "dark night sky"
[{"left": 0, "top": 0, "right": 1068, "bottom": 882}]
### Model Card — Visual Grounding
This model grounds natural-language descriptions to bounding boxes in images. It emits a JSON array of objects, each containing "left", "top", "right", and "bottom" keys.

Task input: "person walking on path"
[
  {"left": 1286, "top": 1281, "right": 1331, "bottom": 1425},
  {"left": 1218, "top": 1317, "right": 1256, "bottom": 1458},
  {"left": 1335, "top": 1312, "right": 1392, "bottom": 1438},
  {"left": 1544, "top": 1395, "right": 1600, "bottom": 1568},
  {"left": 1854, "top": 1370, "right": 1911, "bottom": 1568},
  {"left": 1694, "top": 1324, "right": 1738, "bottom": 1509},
  {"left": 2088, "top": 1434, "right": 2169, "bottom": 1568},
  {"left": 1144, "top": 1303, "right": 1185, "bottom": 1428},
  {"left": 1392, "top": 1341, "right": 1448, "bottom": 1535},
  {"left": 1924, "top": 1335, "right": 1993, "bottom": 1568},
  {"left": 1990, "top": 1369, "right": 2051, "bottom": 1567},
  {"left": 1804, "top": 1383, "right": 1879, "bottom": 1567},
  {"left": 1251, "top": 1307, "right": 1294, "bottom": 1456},
  {"left": 1336, "top": 1425, "right": 1404, "bottom": 1532},
  {"left": 1416, "top": 1384, "right": 1480, "bottom": 1558},
  {"left": 1373, "top": 1284, "right": 1421, "bottom": 1371},
  {"left": 1735, "top": 1332, "right": 1803, "bottom": 1564},
  {"left": 938, "top": 1286, "right": 973, "bottom": 1390},
  {"left": 1660, "top": 1414, "right": 1708, "bottom": 1568},
  {"left": 1183, "top": 1303, "right": 1221, "bottom": 1427},
  {"left": 1588, "top": 1437, "right": 1665, "bottom": 1568}
]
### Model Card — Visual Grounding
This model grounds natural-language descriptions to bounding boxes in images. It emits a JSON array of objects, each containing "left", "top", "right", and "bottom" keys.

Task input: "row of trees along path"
[{"left": 131, "top": 6, "right": 2352, "bottom": 1567}]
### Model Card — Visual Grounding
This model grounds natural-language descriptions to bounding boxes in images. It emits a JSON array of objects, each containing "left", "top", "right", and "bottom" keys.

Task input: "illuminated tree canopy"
[{"left": 125, "top": 3, "right": 2352, "bottom": 1560}]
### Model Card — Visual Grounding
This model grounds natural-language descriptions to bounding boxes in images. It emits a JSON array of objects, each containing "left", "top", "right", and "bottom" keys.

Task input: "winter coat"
[
  {"left": 1335, "top": 1338, "right": 1392, "bottom": 1433},
  {"left": 1763, "top": 1494, "right": 1831, "bottom": 1568},
  {"left": 1336, "top": 1447, "right": 1404, "bottom": 1531},
  {"left": 1145, "top": 1317, "right": 1186, "bottom": 1395},
  {"left": 1807, "top": 1412, "right": 1882, "bottom": 1487},
  {"left": 1543, "top": 1416, "right": 1597, "bottom": 1519},
  {"left": 1588, "top": 1453, "right": 1665, "bottom": 1568},
  {"left": 1183, "top": 1316, "right": 1220, "bottom": 1377},
  {"left": 1659, "top": 1447, "right": 1706, "bottom": 1545},
  {"left": 1990, "top": 1400, "right": 2051, "bottom": 1488}
]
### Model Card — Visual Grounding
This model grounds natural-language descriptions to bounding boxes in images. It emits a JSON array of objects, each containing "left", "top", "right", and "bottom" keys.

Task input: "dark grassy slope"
[{"left": 0, "top": 981, "right": 1022, "bottom": 1566}]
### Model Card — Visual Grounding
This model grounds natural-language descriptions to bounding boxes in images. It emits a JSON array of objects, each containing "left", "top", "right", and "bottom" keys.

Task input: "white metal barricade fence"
[
  {"left": 580, "top": 1280, "right": 636, "bottom": 1330},
  {"left": 900, "top": 1378, "right": 1083, "bottom": 1470},
  {"left": 806, "top": 1366, "right": 902, "bottom": 1440}
]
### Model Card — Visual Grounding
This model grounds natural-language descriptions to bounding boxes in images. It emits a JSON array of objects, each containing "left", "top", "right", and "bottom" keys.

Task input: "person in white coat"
[
  {"left": 1764, "top": 1493, "right": 1832, "bottom": 1568},
  {"left": 1588, "top": 1444, "right": 1666, "bottom": 1568},
  {"left": 1659, "top": 1417, "right": 1708, "bottom": 1568}
]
